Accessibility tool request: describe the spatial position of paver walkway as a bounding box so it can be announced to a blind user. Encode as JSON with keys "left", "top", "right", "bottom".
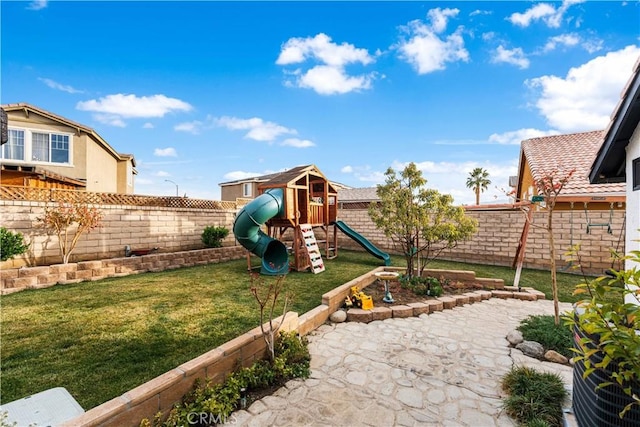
{"left": 232, "top": 298, "right": 574, "bottom": 427}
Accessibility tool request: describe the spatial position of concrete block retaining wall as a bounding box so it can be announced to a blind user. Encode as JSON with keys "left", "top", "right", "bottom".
{"left": 0, "top": 247, "right": 246, "bottom": 294}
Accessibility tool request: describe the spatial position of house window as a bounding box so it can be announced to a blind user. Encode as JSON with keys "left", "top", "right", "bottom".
{"left": 1, "top": 128, "right": 71, "bottom": 165}
{"left": 242, "top": 183, "right": 252, "bottom": 197}
{"left": 127, "top": 162, "right": 133, "bottom": 186}
{"left": 633, "top": 157, "right": 640, "bottom": 191}
{"left": 2, "top": 129, "right": 25, "bottom": 160}
{"left": 32, "top": 132, "right": 69, "bottom": 164}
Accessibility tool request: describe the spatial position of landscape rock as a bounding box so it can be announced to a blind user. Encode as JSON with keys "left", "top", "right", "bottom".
{"left": 516, "top": 341, "right": 544, "bottom": 359}
{"left": 506, "top": 330, "right": 523, "bottom": 346}
{"left": 329, "top": 310, "right": 347, "bottom": 323}
{"left": 544, "top": 350, "right": 569, "bottom": 365}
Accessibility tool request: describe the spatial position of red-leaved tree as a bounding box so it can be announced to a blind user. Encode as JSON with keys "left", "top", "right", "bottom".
{"left": 534, "top": 168, "right": 575, "bottom": 325}
{"left": 38, "top": 202, "right": 103, "bottom": 264}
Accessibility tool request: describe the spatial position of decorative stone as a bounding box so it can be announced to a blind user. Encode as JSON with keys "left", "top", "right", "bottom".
{"left": 513, "top": 292, "right": 537, "bottom": 301}
{"left": 407, "top": 302, "right": 429, "bottom": 316}
{"left": 426, "top": 300, "right": 444, "bottom": 312}
{"left": 474, "top": 290, "right": 493, "bottom": 300}
{"left": 391, "top": 305, "right": 414, "bottom": 318}
{"left": 371, "top": 307, "right": 392, "bottom": 321}
{"left": 453, "top": 295, "right": 470, "bottom": 306}
{"left": 491, "top": 290, "right": 513, "bottom": 299}
{"left": 329, "top": 310, "right": 347, "bottom": 323}
{"left": 544, "top": 350, "right": 569, "bottom": 365}
{"left": 463, "top": 292, "right": 482, "bottom": 303}
{"left": 516, "top": 341, "right": 544, "bottom": 359}
{"left": 437, "top": 296, "right": 456, "bottom": 309}
{"left": 506, "top": 330, "right": 523, "bottom": 346}
{"left": 346, "top": 308, "right": 372, "bottom": 323}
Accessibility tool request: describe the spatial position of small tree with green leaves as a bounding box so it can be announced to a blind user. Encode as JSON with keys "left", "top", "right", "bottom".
{"left": 466, "top": 167, "right": 491, "bottom": 205}
{"left": 37, "top": 202, "right": 103, "bottom": 264}
{"left": 368, "top": 163, "right": 478, "bottom": 278}
{"left": 0, "top": 227, "right": 29, "bottom": 262}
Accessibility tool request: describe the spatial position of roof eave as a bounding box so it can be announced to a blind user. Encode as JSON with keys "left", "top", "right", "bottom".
{"left": 590, "top": 63, "right": 640, "bottom": 184}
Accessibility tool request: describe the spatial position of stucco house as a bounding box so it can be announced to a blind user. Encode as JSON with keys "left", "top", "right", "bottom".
{"left": 590, "top": 56, "right": 640, "bottom": 274}
{"left": 515, "top": 130, "right": 626, "bottom": 212}
{"left": 219, "top": 166, "right": 350, "bottom": 202}
{"left": 1, "top": 103, "right": 136, "bottom": 194}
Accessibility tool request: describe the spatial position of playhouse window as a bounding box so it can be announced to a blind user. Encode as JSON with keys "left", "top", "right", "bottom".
{"left": 633, "top": 157, "right": 640, "bottom": 191}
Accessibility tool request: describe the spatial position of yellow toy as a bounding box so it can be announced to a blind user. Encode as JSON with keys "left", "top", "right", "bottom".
{"left": 349, "top": 286, "right": 374, "bottom": 310}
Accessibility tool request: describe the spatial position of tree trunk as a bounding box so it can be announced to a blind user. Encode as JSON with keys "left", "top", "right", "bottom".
{"left": 547, "top": 209, "right": 560, "bottom": 325}
{"left": 475, "top": 187, "right": 480, "bottom": 205}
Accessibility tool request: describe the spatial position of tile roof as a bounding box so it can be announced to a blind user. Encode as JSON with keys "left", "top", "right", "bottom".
{"left": 522, "top": 130, "right": 625, "bottom": 196}
{"left": 338, "top": 187, "right": 379, "bottom": 202}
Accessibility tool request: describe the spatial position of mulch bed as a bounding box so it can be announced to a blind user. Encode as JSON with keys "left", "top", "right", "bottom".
{"left": 364, "top": 279, "right": 484, "bottom": 306}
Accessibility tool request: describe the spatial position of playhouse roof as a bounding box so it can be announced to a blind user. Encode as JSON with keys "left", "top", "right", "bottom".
{"left": 517, "top": 130, "right": 625, "bottom": 198}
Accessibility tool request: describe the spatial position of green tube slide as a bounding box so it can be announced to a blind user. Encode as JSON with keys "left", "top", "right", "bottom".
{"left": 233, "top": 188, "right": 289, "bottom": 275}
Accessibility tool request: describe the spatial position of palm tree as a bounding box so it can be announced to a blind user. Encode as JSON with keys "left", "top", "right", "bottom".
{"left": 466, "top": 167, "right": 491, "bottom": 205}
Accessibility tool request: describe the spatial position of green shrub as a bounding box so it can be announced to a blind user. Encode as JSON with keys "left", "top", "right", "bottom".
{"left": 399, "top": 275, "right": 443, "bottom": 297}
{"left": 0, "top": 227, "right": 29, "bottom": 261}
{"left": 502, "top": 366, "right": 567, "bottom": 427}
{"left": 141, "top": 331, "right": 310, "bottom": 426}
{"left": 517, "top": 315, "right": 572, "bottom": 358}
{"left": 201, "top": 226, "right": 229, "bottom": 248}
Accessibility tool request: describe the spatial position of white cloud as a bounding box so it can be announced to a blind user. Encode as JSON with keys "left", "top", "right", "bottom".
{"left": 492, "top": 45, "right": 530, "bottom": 69}
{"left": 582, "top": 38, "right": 604, "bottom": 54}
{"left": 154, "top": 147, "right": 178, "bottom": 157}
{"left": 142, "top": 122, "right": 154, "bottom": 129}
{"left": 297, "top": 65, "right": 374, "bottom": 95}
{"left": 397, "top": 8, "right": 469, "bottom": 75}
{"left": 543, "top": 33, "right": 580, "bottom": 52}
{"left": 214, "top": 116, "right": 296, "bottom": 141}
{"left": 276, "top": 33, "right": 376, "bottom": 95}
{"left": 427, "top": 7, "right": 460, "bottom": 34}
{"left": 341, "top": 165, "right": 353, "bottom": 173}
{"left": 38, "top": 78, "right": 83, "bottom": 94}
{"left": 27, "top": 0, "right": 47, "bottom": 10}
{"left": 542, "top": 33, "right": 602, "bottom": 53}
{"left": 507, "top": 0, "right": 585, "bottom": 28}
{"left": 527, "top": 45, "right": 640, "bottom": 132}
{"left": 277, "top": 33, "right": 373, "bottom": 67}
{"left": 470, "top": 9, "right": 492, "bottom": 17}
{"left": 482, "top": 32, "right": 496, "bottom": 41}
{"left": 156, "top": 171, "right": 171, "bottom": 177}
{"left": 94, "top": 114, "right": 126, "bottom": 127}
{"left": 222, "top": 171, "right": 262, "bottom": 181}
{"left": 174, "top": 121, "right": 203, "bottom": 135}
{"left": 77, "top": 94, "right": 192, "bottom": 126}
{"left": 488, "top": 128, "right": 561, "bottom": 145}
{"left": 343, "top": 159, "right": 519, "bottom": 205}
{"left": 281, "top": 138, "right": 315, "bottom": 148}
{"left": 135, "top": 177, "right": 153, "bottom": 185}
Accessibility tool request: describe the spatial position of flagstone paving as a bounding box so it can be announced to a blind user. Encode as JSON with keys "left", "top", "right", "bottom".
{"left": 232, "top": 298, "right": 574, "bottom": 427}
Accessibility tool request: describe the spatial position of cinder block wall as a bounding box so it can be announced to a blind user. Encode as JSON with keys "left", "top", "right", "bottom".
{"left": 0, "top": 200, "right": 237, "bottom": 268}
{"left": 0, "top": 199, "right": 626, "bottom": 275}
{"left": 337, "top": 208, "right": 626, "bottom": 275}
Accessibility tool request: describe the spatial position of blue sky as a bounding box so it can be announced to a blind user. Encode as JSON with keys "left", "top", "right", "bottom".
{"left": 2, "top": 1, "right": 639, "bottom": 204}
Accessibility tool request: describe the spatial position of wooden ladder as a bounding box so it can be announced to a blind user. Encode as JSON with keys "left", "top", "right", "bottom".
{"left": 298, "top": 224, "right": 325, "bottom": 274}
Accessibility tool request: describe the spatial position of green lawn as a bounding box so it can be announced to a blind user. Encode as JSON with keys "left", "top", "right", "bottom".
{"left": 0, "top": 250, "right": 587, "bottom": 409}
